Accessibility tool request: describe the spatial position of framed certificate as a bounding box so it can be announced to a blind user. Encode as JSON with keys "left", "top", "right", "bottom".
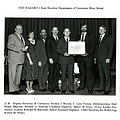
{"left": 68, "top": 41, "right": 86, "bottom": 54}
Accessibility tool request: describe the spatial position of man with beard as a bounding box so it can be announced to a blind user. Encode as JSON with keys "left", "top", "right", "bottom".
{"left": 46, "top": 27, "right": 60, "bottom": 93}
{"left": 76, "top": 24, "right": 96, "bottom": 94}
{"left": 36, "top": 29, "right": 49, "bottom": 91}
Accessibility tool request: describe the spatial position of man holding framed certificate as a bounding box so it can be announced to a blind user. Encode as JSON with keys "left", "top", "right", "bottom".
{"left": 76, "top": 24, "right": 96, "bottom": 94}
{"left": 57, "top": 28, "right": 75, "bottom": 94}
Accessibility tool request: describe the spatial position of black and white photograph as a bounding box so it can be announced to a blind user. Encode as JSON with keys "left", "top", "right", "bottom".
{"left": 1, "top": 0, "right": 120, "bottom": 119}
{"left": 4, "top": 18, "right": 116, "bottom": 95}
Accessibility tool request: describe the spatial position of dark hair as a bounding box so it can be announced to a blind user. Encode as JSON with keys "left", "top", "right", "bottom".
{"left": 99, "top": 25, "right": 106, "bottom": 30}
{"left": 27, "top": 30, "right": 35, "bottom": 39}
{"left": 81, "top": 24, "right": 87, "bottom": 27}
{"left": 27, "top": 30, "right": 34, "bottom": 35}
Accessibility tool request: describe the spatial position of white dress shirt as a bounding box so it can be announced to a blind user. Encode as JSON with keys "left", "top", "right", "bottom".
{"left": 53, "top": 35, "right": 58, "bottom": 41}
{"left": 64, "top": 36, "right": 70, "bottom": 42}
{"left": 99, "top": 33, "right": 105, "bottom": 42}
{"left": 80, "top": 32, "right": 87, "bottom": 41}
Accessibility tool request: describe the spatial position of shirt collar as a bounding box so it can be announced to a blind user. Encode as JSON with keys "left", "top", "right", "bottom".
{"left": 100, "top": 33, "right": 105, "bottom": 37}
{"left": 64, "top": 36, "right": 70, "bottom": 41}
{"left": 15, "top": 32, "right": 22, "bottom": 38}
{"left": 100, "top": 33, "right": 105, "bottom": 40}
{"left": 81, "top": 32, "right": 87, "bottom": 35}
{"left": 53, "top": 35, "right": 58, "bottom": 39}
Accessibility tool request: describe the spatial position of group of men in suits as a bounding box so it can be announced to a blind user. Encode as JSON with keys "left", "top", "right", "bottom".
{"left": 7, "top": 24, "right": 114, "bottom": 95}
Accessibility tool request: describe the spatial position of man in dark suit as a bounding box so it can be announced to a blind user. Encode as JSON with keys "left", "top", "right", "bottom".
{"left": 57, "top": 28, "right": 75, "bottom": 94}
{"left": 76, "top": 24, "right": 96, "bottom": 94}
{"left": 46, "top": 27, "right": 60, "bottom": 93}
{"left": 7, "top": 24, "right": 28, "bottom": 94}
{"left": 36, "top": 29, "right": 48, "bottom": 91}
{"left": 94, "top": 25, "right": 114, "bottom": 95}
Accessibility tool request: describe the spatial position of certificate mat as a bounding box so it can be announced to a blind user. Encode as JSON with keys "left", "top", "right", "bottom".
{"left": 68, "top": 41, "right": 85, "bottom": 54}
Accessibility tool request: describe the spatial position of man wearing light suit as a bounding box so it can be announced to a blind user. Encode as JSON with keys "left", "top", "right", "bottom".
{"left": 7, "top": 24, "right": 27, "bottom": 94}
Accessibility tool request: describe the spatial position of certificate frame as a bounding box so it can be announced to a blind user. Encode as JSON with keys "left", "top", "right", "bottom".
{"left": 68, "top": 41, "right": 86, "bottom": 55}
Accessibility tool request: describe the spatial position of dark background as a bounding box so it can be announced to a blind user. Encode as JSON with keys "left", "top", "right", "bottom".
{"left": 5, "top": 18, "right": 116, "bottom": 41}
{"left": 4, "top": 18, "right": 116, "bottom": 94}
{"left": 4, "top": 18, "right": 116, "bottom": 70}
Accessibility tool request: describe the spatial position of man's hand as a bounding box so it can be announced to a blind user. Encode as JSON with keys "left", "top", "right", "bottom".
{"left": 49, "top": 58, "right": 54, "bottom": 64}
{"left": 94, "top": 58, "right": 96, "bottom": 64}
{"left": 21, "top": 46, "right": 28, "bottom": 52}
{"left": 106, "top": 58, "right": 110, "bottom": 64}
{"left": 64, "top": 52, "right": 70, "bottom": 56}
{"left": 29, "top": 61, "right": 33, "bottom": 65}
{"left": 38, "top": 61, "right": 42, "bottom": 67}
{"left": 81, "top": 53, "right": 88, "bottom": 57}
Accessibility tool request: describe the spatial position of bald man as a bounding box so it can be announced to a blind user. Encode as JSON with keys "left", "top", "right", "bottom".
{"left": 57, "top": 28, "right": 75, "bottom": 94}
{"left": 7, "top": 24, "right": 27, "bottom": 94}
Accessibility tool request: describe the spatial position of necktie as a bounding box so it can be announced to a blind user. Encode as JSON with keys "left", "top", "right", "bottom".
{"left": 20, "top": 35, "right": 24, "bottom": 43}
{"left": 99, "top": 35, "right": 102, "bottom": 46}
{"left": 81, "top": 33, "right": 84, "bottom": 41}
{"left": 66, "top": 37, "right": 69, "bottom": 42}
{"left": 55, "top": 37, "right": 58, "bottom": 41}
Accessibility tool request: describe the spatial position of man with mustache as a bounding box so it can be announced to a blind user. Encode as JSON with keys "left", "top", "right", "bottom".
{"left": 76, "top": 24, "right": 96, "bottom": 94}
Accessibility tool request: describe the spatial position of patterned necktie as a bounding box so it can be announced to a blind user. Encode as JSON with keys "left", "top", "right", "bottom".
{"left": 99, "top": 35, "right": 102, "bottom": 46}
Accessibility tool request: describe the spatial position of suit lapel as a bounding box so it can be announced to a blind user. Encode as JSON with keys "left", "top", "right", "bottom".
{"left": 84, "top": 33, "right": 89, "bottom": 42}
{"left": 14, "top": 33, "right": 25, "bottom": 46}
{"left": 52, "top": 35, "right": 56, "bottom": 42}
{"left": 99, "top": 35, "right": 107, "bottom": 47}
{"left": 52, "top": 35, "right": 59, "bottom": 45}
{"left": 63, "top": 37, "right": 68, "bottom": 44}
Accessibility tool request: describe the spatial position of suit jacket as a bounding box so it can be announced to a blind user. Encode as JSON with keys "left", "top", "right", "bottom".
{"left": 46, "top": 35, "right": 60, "bottom": 63}
{"left": 57, "top": 37, "right": 74, "bottom": 64}
{"left": 95, "top": 35, "right": 114, "bottom": 63}
{"left": 77, "top": 33, "right": 96, "bottom": 62}
{"left": 36, "top": 38, "right": 47, "bottom": 65}
{"left": 7, "top": 33, "right": 25, "bottom": 64}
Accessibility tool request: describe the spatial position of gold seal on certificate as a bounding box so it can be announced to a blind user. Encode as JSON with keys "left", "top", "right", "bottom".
{"left": 68, "top": 41, "right": 86, "bottom": 54}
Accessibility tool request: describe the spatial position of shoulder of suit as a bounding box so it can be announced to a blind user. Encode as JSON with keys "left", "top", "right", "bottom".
{"left": 86, "top": 33, "right": 93, "bottom": 36}
{"left": 36, "top": 39, "right": 41, "bottom": 43}
{"left": 106, "top": 35, "right": 113, "bottom": 41}
{"left": 47, "top": 36, "right": 53, "bottom": 39}
{"left": 107, "top": 35, "right": 112, "bottom": 38}
{"left": 8, "top": 33, "right": 18, "bottom": 39}
{"left": 59, "top": 37, "right": 64, "bottom": 41}
{"left": 8, "top": 33, "right": 15, "bottom": 38}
